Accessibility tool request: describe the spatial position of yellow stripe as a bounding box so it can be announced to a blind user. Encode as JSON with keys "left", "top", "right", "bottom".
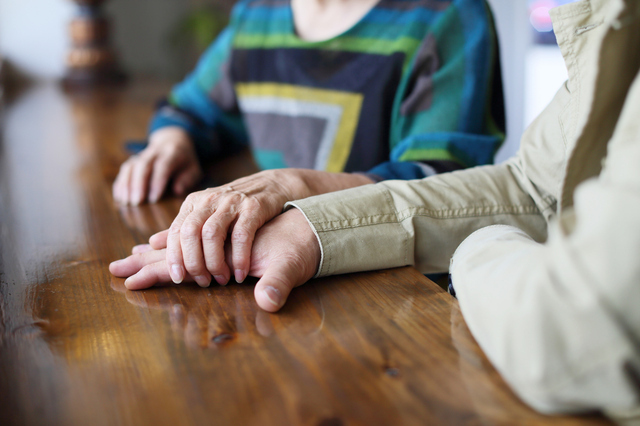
{"left": 236, "top": 83, "right": 363, "bottom": 172}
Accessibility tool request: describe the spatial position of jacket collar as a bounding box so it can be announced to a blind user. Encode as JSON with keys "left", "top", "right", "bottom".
{"left": 549, "top": 0, "right": 640, "bottom": 211}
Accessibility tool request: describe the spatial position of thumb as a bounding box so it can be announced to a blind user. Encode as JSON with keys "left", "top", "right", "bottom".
{"left": 254, "top": 257, "right": 304, "bottom": 312}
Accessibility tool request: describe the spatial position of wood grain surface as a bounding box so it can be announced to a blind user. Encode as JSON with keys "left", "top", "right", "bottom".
{"left": 0, "top": 81, "right": 610, "bottom": 425}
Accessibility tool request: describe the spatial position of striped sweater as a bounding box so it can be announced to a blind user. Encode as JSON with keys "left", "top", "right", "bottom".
{"left": 151, "top": 0, "right": 505, "bottom": 180}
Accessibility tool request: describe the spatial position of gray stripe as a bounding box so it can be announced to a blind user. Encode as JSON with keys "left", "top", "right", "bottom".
{"left": 243, "top": 113, "right": 326, "bottom": 168}
{"left": 239, "top": 97, "right": 344, "bottom": 170}
{"left": 401, "top": 33, "right": 439, "bottom": 116}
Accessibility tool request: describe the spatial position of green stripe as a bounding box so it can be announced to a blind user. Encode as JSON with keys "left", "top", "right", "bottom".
{"left": 398, "top": 148, "right": 468, "bottom": 167}
{"left": 234, "top": 33, "right": 421, "bottom": 65}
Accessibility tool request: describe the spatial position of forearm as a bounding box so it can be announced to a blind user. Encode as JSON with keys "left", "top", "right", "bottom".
{"left": 262, "top": 168, "right": 374, "bottom": 206}
{"left": 288, "top": 162, "right": 548, "bottom": 277}
{"left": 291, "top": 169, "right": 375, "bottom": 198}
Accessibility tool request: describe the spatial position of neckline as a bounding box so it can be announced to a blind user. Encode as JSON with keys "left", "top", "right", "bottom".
{"left": 287, "top": 0, "right": 381, "bottom": 44}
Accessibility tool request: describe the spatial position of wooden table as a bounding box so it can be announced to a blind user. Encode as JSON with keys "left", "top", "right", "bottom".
{"left": 0, "top": 81, "right": 609, "bottom": 425}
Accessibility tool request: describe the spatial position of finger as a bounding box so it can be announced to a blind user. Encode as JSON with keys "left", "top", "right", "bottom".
{"left": 149, "top": 229, "right": 170, "bottom": 249}
{"left": 230, "top": 211, "right": 262, "bottom": 284}
{"left": 253, "top": 257, "right": 304, "bottom": 312}
{"left": 109, "top": 249, "right": 167, "bottom": 278}
{"left": 180, "top": 207, "right": 215, "bottom": 287}
{"left": 202, "top": 206, "right": 235, "bottom": 285}
{"left": 130, "top": 153, "right": 155, "bottom": 205}
{"left": 132, "top": 244, "right": 153, "bottom": 254}
{"left": 148, "top": 157, "right": 175, "bottom": 203}
{"left": 166, "top": 200, "right": 196, "bottom": 284}
{"left": 113, "top": 160, "right": 134, "bottom": 204}
{"left": 125, "top": 259, "right": 194, "bottom": 290}
{"left": 172, "top": 163, "right": 202, "bottom": 196}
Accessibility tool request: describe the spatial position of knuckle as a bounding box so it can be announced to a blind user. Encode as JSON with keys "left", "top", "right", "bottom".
{"left": 205, "top": 257, "right": 225, "bottom": 275}
{"left": 183, "top": 257, "right": 203, "bottom": 273}
{"left": 202, "top": 222, "right": 224, "bottom": 242}
{"left": 181, "top": 220, "right": 201, "bottom": 238}
{"left": 231, "top": 229, "right": 251, "bottom": 245}
{"left": 153, "top": 158, "right": 169, "bottom": 172}
{"left": 169, "top": 221, "right": 182, "bottom": 235}
{"left": 245, "top": 196, "right": 260, "bottom": 209}
{"left": 185, "top": 192, "right": 199, "bottom": 204}
{"left": 124, "top": 155, "right": 137, "bottom": 165}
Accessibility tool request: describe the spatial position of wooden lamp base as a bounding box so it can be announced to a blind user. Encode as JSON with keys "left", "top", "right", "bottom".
{"left": 63, "top": 0, "right": 125, "bottom": 89}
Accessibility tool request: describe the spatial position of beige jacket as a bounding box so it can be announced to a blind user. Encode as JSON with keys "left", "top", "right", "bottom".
{"left": 288, "top": 0, "right": 640, "bottom": 420}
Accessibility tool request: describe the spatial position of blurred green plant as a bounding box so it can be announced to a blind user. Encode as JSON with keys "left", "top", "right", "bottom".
{"left": 171, "top": 5, "right": 228, "bottom": 53}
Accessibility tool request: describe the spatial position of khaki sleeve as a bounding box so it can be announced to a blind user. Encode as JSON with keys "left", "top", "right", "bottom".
{"left": 287, "top": 161, "right": 547, "bottom": 277}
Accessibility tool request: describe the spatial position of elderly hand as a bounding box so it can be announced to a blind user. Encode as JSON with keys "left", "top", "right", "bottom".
{"left": 152, "top": 169, "right": 371, "bottom": 289}
{"left": 112, "top": 126, "right": 203, "bottom": 205}
{"left": 109, "top": 208, "right": 321, "bottom": 312}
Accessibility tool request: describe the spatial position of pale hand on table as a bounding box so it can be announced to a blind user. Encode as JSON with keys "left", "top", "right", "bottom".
{"left": 152, "top": 169, "right": 371, "bottom": 289}
{"left": 112, "top": 126, "right": 203, "bottom": 205}
{"left": 110, "top": 209, "right": 321, "bottom": 312}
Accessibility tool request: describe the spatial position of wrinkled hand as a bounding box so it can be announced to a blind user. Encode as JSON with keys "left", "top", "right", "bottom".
{"left": 155, "top": 169, "right": 314, "bottom": 288}
{"left": 149, "top": 169, "right": 372, "bottom": 288}
{"left": 113, "top": 126, "right": 203, "bottom": 205}
{"left": 109, "top": 208, "right": 321, "bottom": 312}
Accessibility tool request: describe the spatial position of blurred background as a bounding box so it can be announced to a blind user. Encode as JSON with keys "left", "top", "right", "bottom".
{"left": 0, "top": 0, "right": 579, "bottom": 162}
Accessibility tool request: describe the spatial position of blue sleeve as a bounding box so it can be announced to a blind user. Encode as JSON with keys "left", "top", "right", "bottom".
{"left": 374, "top": 0, "right": 505, "bottom": 181}
{"left": 149, "top": 2, "right": 250, "bottom": 162}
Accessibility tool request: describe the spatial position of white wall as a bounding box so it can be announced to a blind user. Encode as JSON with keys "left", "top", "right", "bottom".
{"left": 486, "top": 0, "right": 532, "bottom": 162}
{"left": 0, "top": 0, "right": 74, "bottom": 79}
{"left": 0, "top": 0, "right": 193, "bottom": 80}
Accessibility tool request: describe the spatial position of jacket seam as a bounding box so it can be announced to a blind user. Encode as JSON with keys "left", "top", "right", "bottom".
{"left": 313, "top": 206, "right": 542, "bottom": 230}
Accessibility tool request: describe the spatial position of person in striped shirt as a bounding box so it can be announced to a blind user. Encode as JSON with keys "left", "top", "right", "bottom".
{"left": 112, "top": 0, "right": 504, "bottom": 288}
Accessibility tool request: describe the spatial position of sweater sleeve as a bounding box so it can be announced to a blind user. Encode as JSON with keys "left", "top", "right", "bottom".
{"left": 149, "top": 2, "right": 249, "bottom": 163}
{"left": 369, "top": 0, "right": 505, "bottom": 181}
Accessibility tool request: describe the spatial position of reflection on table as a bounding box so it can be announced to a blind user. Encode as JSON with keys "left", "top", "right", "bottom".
{"left": 0, "top": 81, "right": 609, "bottom": 425}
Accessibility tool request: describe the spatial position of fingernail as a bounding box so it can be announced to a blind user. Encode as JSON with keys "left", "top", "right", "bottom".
{"left": 263, "top": 286, "right": 282, "bottom": 308}
{"left": 194, "top": 275, "right": 211, "bottom": 287}
{"left": 234, "top": 269, "right": 246, "bottom": 283}
{"left": 170, "top": 264, "right": 184, "bottom": 284}
{"left": 124, "top": 277, "right": 132, "bottom": 289}
{"left": 130, "top": 193, "right": 139, "bottom": 205}
{"left": 214, "top": 275, "right": 228, "bottom": 286}
{"left": 149, "top": 189, "right": 159, "bottom": 203}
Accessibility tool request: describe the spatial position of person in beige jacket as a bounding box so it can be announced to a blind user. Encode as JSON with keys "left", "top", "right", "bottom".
{"left": 111, "top": 0, "right": 640, "bottom": 420}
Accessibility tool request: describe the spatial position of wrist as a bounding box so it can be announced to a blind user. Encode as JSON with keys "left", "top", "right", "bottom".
{"left": 294, "top": 169, "right": 374, "bottom": 198}
{"left": 269, "top": 168, "right": 315, "bottom": 200}
{"left": 284, "top": 208, "right": 322, "bottom": 279}
{"left": 149, "top": 126, "right": 194, "bottom": 149}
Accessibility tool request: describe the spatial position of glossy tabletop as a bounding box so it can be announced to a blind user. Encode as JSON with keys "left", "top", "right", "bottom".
{"left": 0, "top": 81, "right": 609, "bottom": 425}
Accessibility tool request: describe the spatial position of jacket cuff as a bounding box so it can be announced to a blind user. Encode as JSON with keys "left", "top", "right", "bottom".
{"left": 284, "top": 184, "right": 412, "bottom": 277}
